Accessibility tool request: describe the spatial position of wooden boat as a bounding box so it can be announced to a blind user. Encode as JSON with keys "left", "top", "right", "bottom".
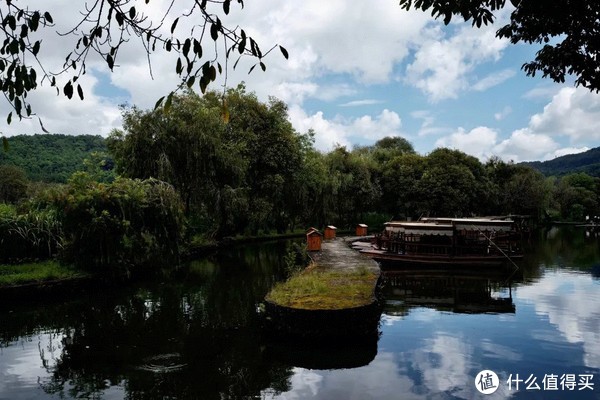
{"left": 360, "top": 217, "right": 524, "bottom": 268}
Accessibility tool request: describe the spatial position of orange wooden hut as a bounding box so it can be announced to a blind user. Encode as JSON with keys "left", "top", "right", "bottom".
{"left": 356, "top": 223, "right": 368, "bottom": 236}
{"left": 324, "top": 225, "right": 337, "bottom": 240}
{"left": 306, "top": 229, "right": 323, "bottom": 251}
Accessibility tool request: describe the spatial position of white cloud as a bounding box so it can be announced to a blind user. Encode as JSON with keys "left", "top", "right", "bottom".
{"left": 493, "top": 129, "right": 559, "bottom": 162}
{"left": 340, "top": 99, "right": 384, "bottom": 107}
{"left": 410, "top": 110, "right": 451, "bottom": 137}
{"left": 288, "top": 106, "right": 403, "bottom": 151}
{"left": 549, "top": 147, "right": 590, "bottom": 159}
{"left": 436, "top": 126, "right": 498, "bottom": 160}
{"left": 473, "top": 69, "right": 516, "bottom": 91}
{"left": 406, "top": 22, "right": 510, "bottom": 102}
{"left": 528, "top": 87, "right": 600, "bottom": 143}
{"left": 494, "top": 106, "right": 512, "bottom": 121}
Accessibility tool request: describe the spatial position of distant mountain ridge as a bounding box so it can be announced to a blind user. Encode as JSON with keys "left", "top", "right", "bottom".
{"left": 0, "top": 134, "right": 108, "bottom": 182}
{"left": 522, "top": 147, "right": 600, "bottom": 177}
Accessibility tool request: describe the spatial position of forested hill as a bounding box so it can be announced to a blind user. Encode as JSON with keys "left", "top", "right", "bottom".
{"left": 522, "top": 147, "right": 600, "bottom": 177}
{"left": 0, "top": 134, "right": 108, "bottom": 182}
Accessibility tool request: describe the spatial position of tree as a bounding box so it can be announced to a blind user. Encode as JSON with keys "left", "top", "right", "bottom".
{"left": 553, "top": 173, "right": 599, "bottom": 220}
{"left": 0, "top": 0, "right": 288, "bottom": 123}
{"left": 0, "top": 164, "right": 28, "bottom": 203}
{"left": 399, "top": 0, "right": 600, "bottom": 92}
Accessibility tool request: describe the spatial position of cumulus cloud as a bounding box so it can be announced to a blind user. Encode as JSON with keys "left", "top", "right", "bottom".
{"left": 528, "top": 87, "right": 600, "bottom": 143}
{"left": 405, "top": 22, "right": 510, "bottom": 101}
{"left": 493, "top": 129, "right": 559, "bottom": 162}
{"left": 288, "top": 106, "right": 403, "bottom": 151}
{"left": 436, "top": 126, "right": 498, "bottom": 160}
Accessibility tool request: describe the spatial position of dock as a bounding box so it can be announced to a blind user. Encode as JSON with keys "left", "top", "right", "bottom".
{"left": 309, "top": 236, "right": 380, "bottom": 276}
{"left": 262, "top": 236, "right": 382, "bottom": 338}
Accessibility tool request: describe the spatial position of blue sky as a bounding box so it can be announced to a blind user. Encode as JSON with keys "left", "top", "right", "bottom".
{"left": 2, "top": 1, "right": 599, "bottom": 162}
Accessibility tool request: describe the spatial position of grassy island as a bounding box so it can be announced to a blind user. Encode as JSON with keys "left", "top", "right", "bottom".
{"left": 266, "top": 264, "right": 379, "bottom": 310}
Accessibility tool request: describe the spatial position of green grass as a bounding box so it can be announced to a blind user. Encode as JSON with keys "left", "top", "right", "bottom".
{"left": 0, "top": 260, "right": 88, "bottom": 287}
{"left": 266, "top": 265, "right": 378, "bottom": 310}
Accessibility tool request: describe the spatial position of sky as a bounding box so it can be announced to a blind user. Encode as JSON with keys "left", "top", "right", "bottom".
{"left": 2, "top": 1, "right": 599, "bottom": 162}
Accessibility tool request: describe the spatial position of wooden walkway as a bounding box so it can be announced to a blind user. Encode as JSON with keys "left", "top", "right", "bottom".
{"left": 309, "top": 237, "right": 380, "bottom": 276}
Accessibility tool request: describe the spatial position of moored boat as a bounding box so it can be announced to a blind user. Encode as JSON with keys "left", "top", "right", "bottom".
{"left": 360, "top": 217, "right": 524, "bottom": 268}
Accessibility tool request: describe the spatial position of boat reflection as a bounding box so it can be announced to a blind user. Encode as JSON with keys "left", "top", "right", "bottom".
{"left": 381, "top": 267, "right": 519, "bottom": 315}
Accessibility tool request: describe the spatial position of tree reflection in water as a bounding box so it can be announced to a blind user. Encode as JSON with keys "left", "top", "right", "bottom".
{"left": 2, "top": 242, "right": 296, "bottom": 399}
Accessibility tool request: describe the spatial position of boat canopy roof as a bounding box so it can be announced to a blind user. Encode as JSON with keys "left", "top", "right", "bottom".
{"left": 384, "top": 218, "right": 515, "bottom": 234}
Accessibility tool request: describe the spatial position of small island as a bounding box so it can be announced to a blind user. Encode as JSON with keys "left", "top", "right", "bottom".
{"left": 263, "top": 236, "right": 382, "bottom": 338}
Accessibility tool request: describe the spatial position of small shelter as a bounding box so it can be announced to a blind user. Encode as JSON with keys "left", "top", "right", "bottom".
{"left": 356, "top": 223, "right": 368, "bottom": 236}
{"left": 306, "top": 229, "right": 323, "bottom": 251}
{"left": 324, "top": 225, "right": 337, "bottom": 240}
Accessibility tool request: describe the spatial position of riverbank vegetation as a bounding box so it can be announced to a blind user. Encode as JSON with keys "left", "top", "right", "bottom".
{"left": 1, "top": 84, "right": 599, "bottom": 281}
{"left": 0, "top": 260, "right": 86, "bottom": 287}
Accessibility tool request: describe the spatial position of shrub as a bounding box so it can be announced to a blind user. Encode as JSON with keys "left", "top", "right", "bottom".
{"left": 52, "top": 173, "right": 185, "bottom": 275}
{"left": 0, "top": 204, "right": 62, "bottom": 263}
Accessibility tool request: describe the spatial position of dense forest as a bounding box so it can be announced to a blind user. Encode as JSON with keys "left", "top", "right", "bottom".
{"left": 523, "top": 147, "right": 600, "bottom": 177}
{"left": 1, "top": 86, "right": 599, "bottom": 273}
{"left": 0, "top": 134, "right": 110, "bottom": 182}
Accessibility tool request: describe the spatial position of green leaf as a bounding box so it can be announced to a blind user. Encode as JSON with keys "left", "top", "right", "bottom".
{"left": 2, "top": 136, "right": 9, "bottom": 151}
{"left": 210, "top": 23, "right": 218, "bottom": 41}
{"left": 164, "top": 92, "right": 174, "bottom": 113}
{"left": 63, "top": 81, "right": 73, "bottom": 99}
{"left": 129, "top": 7, "right": 136, "bottom": 19}
{"left": 166, "top": 39, "right": 172, "bottom": 52}
{"left": 38, "top": 117, "right": 49, "bottom": 133}
{"left": 279, "top": 45, "right": 289, "bottom": 59}
{"left": 154, "top": 96, "right": 165, "bottom": 110}
{"left": 7, "top": 112, "right": 12, "bottom": 125}
{"left": 29, "top": 12, "right": 40, "bottom": 31}
{"left": 107, "top": 54, "right": 114, "bottom": 70}
{"left": 260, "top": 61, "right": 266, "bottom": 72}
{"left": 77, "top": 84, "right": 84, "bottom": 100}
{"left": 32, "top": 40, "right": 40, "bottom": 55}
{"left": 193, "top": 39, "right": 202, "bottom": 57}
{"left": 182, "top": 38, "right": 191, "bottom": 57}
{"left": 43, "top": 12, "right": 53, "bottom": 24}
{"left": 199, "top": 76, "right": 208, "bottom": 93}
{"left": 6, "top": 15, "right": 16, "bottom": 30}
{"left": 176, "top": 57, "right": 183, "bottom": 74}
{"left": 171, "top": 18, "right": 179, "bottom": 34}
{"left": 223, "top": 0, "right": 230, "bottom": 15}
{"left": 186, "top": 76, "right": 195, "bottom": 88}
{"left": 238, "top": 37, "right": 246, "bottom": 54}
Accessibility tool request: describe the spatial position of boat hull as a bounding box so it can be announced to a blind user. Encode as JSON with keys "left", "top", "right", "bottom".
{"left": 360, "top": 248, "right": 522, "bottom": 269}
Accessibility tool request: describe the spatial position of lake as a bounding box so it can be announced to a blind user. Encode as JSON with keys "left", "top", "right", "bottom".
{"left": 1, "top": 226, "right": 599, "bottom": 399}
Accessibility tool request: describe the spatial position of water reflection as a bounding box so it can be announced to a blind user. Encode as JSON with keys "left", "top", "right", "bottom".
{"left": 516, "top": 271, "right": 600, "bottom": 369}
{"left": 1, "top": 241, "right": 295, "bottom": 400}
{"left": 1, "top": 230, "right": 600, "bottom": 399}
{"left": 382, "top": 268, "right": 517, "bottom": 315}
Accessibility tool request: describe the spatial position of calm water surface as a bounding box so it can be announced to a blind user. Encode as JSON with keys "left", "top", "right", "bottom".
{"left": 1, "top": 227, "right": 599, "bottom": 399}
